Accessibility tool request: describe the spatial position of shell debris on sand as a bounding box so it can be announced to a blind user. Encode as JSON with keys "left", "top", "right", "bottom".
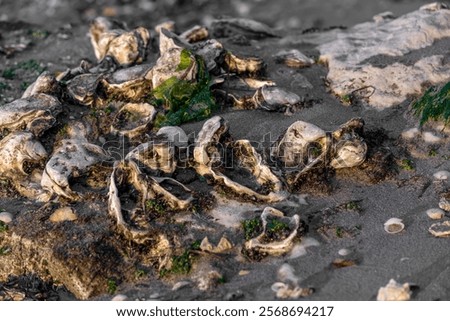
{"left": 377, "top": 279, "right": 411, "bottom": 301}
{"left": 426, "top": 208, "right": 445, "bottom": 220}
{"left": 0, "top": 212, "right": 13, "bottom": 224}
{"left": 429, "top": 221, "right": 450, "bottom": 238}
{"left": 384, "top": 218, "right": 405, "bottom": 234}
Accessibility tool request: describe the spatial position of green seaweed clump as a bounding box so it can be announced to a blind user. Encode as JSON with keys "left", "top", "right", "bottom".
{"left": 152, "top": 51, "right": 216, "bottom": 127}
{"left": 413, "top": 82, "right": 450, "bottom": 126}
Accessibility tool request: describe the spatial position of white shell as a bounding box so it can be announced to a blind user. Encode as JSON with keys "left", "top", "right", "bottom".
{"left": 111, "top": 294, "right": 128, "bottom": 301}
{"left": 433, "top": 170, "right": 450, "bottom": 180}
{"left": 377, "top": 279, "right": 411, "bottom": 301}
{"left": 338, "top": 248, "right": 351, "bottom": 256}
{"left": 0, "top": 212, "right": 13, "bottom": 224}
{"left": 383, "top": 218, "right": 404, "bottom": 234}
{"left": 429, "top": 220, "right": 450, "bottom": 237}
{"left": 439, "top": 198, "right": 450, "bottom": 211}
{"left": 426, "top": 208, "right": 445, "bottom": 220}
{"left": 330, "top": 138, "right": 367, "bottom": 169}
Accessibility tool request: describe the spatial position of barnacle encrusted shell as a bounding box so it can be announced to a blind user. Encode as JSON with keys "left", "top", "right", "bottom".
{"left": 194, "top": 116, "right": 285, "bottom": 202}
{"left": 0, "top": 93, "right": 61, "bottom": 137}
{"left": 243, "top": 207, "right": 302, "bottom": 257}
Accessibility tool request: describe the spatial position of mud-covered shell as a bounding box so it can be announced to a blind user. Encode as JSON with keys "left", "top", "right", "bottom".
{"left": 274, "top": 49, "right": 315, "bottom": 68}
{"left": 110, "top": 103, "right": 157, "bottom": 138}
{"left": 243, "top": 207, "right": 302, "bottom": 257}
{"left": 253, "top": 86, "right": 301, "bottom": 111}
{"left": 0, "top": 93, "right": 61, "bottom": 137}
{"left": 41, "top": 123, "right": 109, "bottom": 200}
{"left": 180, "top": 25, "right": 209, "bottom": 43}
{"left": 108, "top": 160, "right": 193, "bottom": 243}
{"left": 223, "top": 52, "right": 265, "bottom": 76}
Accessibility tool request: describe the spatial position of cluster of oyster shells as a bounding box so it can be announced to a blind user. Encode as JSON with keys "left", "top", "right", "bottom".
{"left": 0, "top": 17, "right": 368, "bottom": 251}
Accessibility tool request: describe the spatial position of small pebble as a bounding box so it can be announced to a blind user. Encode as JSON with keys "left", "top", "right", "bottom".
{"left": 426, "top": 208, "right": 445, "bottom": 220}
{"left": 0, "top": 212, "right": 13, "bottom": 224}
{"left": 433, "top": 170, "right": 450, "bottom": 180}
{"left": 338, "top": 248, "right": 351, "bottom": 256}
{"left": 49, "top": 207, "right": 77, "bottom": 222}
{"left": 111, "top": 294, "right": 128, "bottom": 301}
{"left": 422, "top": 131, "right": 441, "bottom": 143}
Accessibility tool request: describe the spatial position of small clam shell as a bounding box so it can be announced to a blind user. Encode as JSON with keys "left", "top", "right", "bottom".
{"left": 426, "top": 208, "right": 445, "bottom": 220}
{"left": 384, "top": 218, "right": 404, "bottom": 234}
{"left": 429, "top": 220, "right": 450, "bottom": 237}
{"left": 0, "top": 212, "right": 13, "bottom": 224}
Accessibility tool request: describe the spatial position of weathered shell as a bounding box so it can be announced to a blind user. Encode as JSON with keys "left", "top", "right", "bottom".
{"left": 200, "top": 236, "right": 233, "bottom": 253}
{"left": 180, "top": 25, "right": 209, "bottom": 43}
{"left": 0, "top": 131, "right": 50, "bottom": 201}
{"left": 252, "top": 85, "right": 301, "bottom": 111}
{"left": 0, "top": 94, "right": 61, "bottom": 137}
{"left": 126, "top": 139, "right": 176, "bottom": 174}
{"left": 110, "top": 103, "right": 157, "bottom": 138}
{"left": 108, "top": 160, "right": 193, "bottom": 243}
{"left": 384, "top": 218, "right": 404, "bottom": 234}
{"left": 377, "top": 279, "right": 411, "bottom": 301}
{"left": 330, "top": 134, "right": 367, "bottom": 169}
{"left": 426, "top": 208, "right": 445, "bottom": 220}
{"left": 243, "top": 207, "right": 301, "bottom": 257}
{"left": 429, "top": 220, "right": 450, "bottom": 237}
{"left": 90, "top": 17, "right": 150, "bottom": 66}
{"left": 154, "top": 21, "right": 176, "bottom": 34}
{"left": 149, "top": 28, "right": 197, "bottom": 88}
{"left": 272, "top": 121, "right": 327, "bottom": 168}
{"left": 22, "top": 71, "right": 61, "bottom": 98}
{"left": 100, "top": 64, "right": 153, "bottom": 101}
{"left": 433, "top": 170, "right": 450, "bottom": 180}
{"left": 211, "top": 18, "right": 278, "bottom": 39}
{"left": 274, "top": 49, "right": 314, "bottom": 68}
{"left": 192, "top": 39, "right": 224, "bottom": 73}
{"left": 156, "top": 126, "right": 189, "bottom": 148}
{"left": 194, "top": 116, "right": 285, "bottom": 202}
{"left": 223, "top": 52, "right": 265, "bottom": 76}
{"left": 41, "top": 122, "right": 109, "bottom": 200}
{"left": 439, "top": 198, "right": 450, "bottom": 211}
{"left": 66, "top": 73, "right": 103, "bottom": 106}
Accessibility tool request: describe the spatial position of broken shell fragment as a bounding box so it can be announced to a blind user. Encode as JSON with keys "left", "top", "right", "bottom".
{"left": 223, "top": 52, "right": 265, "bottom": 76}
{"left": 179, "top": 25, "right": 209, "bottom": 43}
{"left": 194, "top": 116, "right": 285, "bottom": 202}
{"left": 41, "top": 123, "right": 109, "bottom": 200}
{"left": 200, "top": 236, "right": 233, "bottom": 253}
{"left": 429, "top": 220, "right": 450, "bottom": 237}
{"left": 426, "top": 208, "right": 445, "bottom": 220}
{"left": 89, "top": 17, "right": 150, "bottom": 66}
{"left": 384, "top": 218, "right": 404, "bottom": 234}
{"left": 154, "top": 21, "right": 176, "bottom": 34}
{"left": 274, "top": 49, "right": 314, "bottom": 68}
{"left": 377, "top": 279, "right": 411, "bottom": 301}
{"left": 111, "top": 103, "right": 157, "bottom": 138}
{"left": 439, "top": 198, "right": 450, "bottom": 211}
{"left": 0, "top": 94, "right": 61, "bottom": 137}
{"left": 243, "top": 207, "right": 303, "bottom": 258}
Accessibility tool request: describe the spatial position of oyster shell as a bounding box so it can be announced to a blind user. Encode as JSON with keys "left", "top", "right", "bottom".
{"left": 243, "top": 207, "right": 302, "bottom": 258}
{"left": 108, "top": 160, "right": 193, "bottom": 242}
{"left": 274, "top": 49, "right": 315, "bottom": 68}
{"left": 66, "top": 73, "right": 103, "bottom": 106}
{"left": 110, "top": 103, "right": 157, "bottom": 138}
{"left": 192, "top": 39, "right": 224, "bottom": 73}
{"left": 149, "top": 28, "right": 197, "bottom": 88}
{"left": 22, "top": 71, "right": 61, "bottom": 98}
{"left": 384, "top": 218, "right": 404, "bottom": 234}
{"left": 0, "top": 93, "right": 61, "bottom": 137}
{"left": 194, "top": 116, "right": 285, "bottom": 202}
{"left": 439, "top": 198, "right": 450, "bottom": 211}
{"left": 180, "top": 25, "right": 209, "bottom": 43}
{"left": 223, "top": 52, "right": 265, "bottom": 76}
{"left": 156, "top": 126, "right": 189, "bottom": 148}
{"left": 252, "top": 86, "right": 301, "bottom": 111}
{"left": 429, "top": 220, "right": 450, "bottom": 237}
{"left": 377, "top": 279, "right": 411, "bottom": 301}
{"left": 89, "top": 17, "right": 150, "bottom": 66}
{"left": 211, "top": 18, "right": 278, "bottom": 39}
{"left": 0, "top": 131, "right": 50, "bottom": 201}
{"left": 126, "top": 139, "right": 177, "bottom": 175}
{"left": 41, "top": 122, "right": 109, "bottom": 200}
